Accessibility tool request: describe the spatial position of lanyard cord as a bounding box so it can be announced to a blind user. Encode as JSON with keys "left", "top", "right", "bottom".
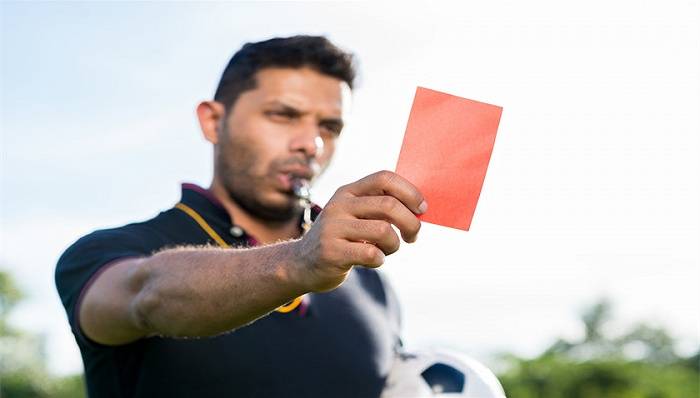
{"left": 174, "top": 202, "right": 304, "bottom": 313}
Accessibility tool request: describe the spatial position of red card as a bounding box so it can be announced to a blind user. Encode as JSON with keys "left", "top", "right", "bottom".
{"left": 395, "top": 87, "right": 502, "bottom": 231}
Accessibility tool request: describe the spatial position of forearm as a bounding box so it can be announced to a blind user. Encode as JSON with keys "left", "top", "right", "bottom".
{"left": 132, "top": 241, "right": 307, "bottom": 338}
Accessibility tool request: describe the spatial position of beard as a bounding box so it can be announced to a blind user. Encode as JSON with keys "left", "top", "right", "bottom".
{"left": 215, "top": 125, "right": 304, "bottom": 223}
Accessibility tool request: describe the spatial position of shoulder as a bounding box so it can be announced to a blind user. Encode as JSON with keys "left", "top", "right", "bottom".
{"left": 57, "top": 208, "right": 183, "bottom": 263}
{"left": 54, "top": 211, "right": 176, "bottom": 298}
{"left": 351, "top": 268, "right": 403, "bottom": 337}
{"left": 353, "top": 268, "right": 400, "bottom": 308}
{"left": 58, "top": 220, "right": 158, "bottom": 265}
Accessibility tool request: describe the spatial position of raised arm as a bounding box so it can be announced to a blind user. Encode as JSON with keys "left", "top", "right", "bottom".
{"left": 78, "top": 171, "right": 426, "bottom": 346}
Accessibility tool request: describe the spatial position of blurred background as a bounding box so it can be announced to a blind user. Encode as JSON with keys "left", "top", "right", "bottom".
{"left": 1, "top": 1, "right": 698, "bottom": 397}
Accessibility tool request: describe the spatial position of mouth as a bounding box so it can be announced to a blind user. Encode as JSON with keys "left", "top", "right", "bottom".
{"left": 276, "top": 171, "right": 313, "bottom": 194}
{"left": 274, "top": 160, "right": 320, "bottom": 196}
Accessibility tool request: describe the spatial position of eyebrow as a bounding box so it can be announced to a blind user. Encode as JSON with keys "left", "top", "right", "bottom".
{"left": 266, "top": 101, "right": 302, "bottom": 113}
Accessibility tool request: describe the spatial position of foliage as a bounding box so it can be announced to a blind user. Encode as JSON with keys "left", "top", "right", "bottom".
{"left": 1, "top": 371, "right": 85, "bottom": 398}
{"left": 498, "top": 299, "right": 700, "bottom": 398}
{"left": 0, "top": 271, "right": 23, "bottom": 336}
{"left": 0, "top": 270, "right": 86, "bottom": 398}
{"left": 2, "top": 269, "right": 698, "bottom": 397}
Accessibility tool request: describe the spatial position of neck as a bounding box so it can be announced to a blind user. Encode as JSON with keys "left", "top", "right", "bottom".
{"left": 208, "top": 178, "right": 302, "bottom": 245}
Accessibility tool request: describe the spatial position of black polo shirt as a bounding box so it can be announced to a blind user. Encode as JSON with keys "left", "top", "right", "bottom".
{"left": 55, "top": 183, "right": 403, "bottom": 398}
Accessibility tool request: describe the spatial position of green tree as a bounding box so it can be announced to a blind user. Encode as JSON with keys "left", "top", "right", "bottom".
{"left": 0, "top": 271, "right": 23, "bottom": 336}
{"left": 498, "top": 299, "right": 700, "bottom": 398}
{"left": 0, "top": 270, "right": 86, "bottom": 398}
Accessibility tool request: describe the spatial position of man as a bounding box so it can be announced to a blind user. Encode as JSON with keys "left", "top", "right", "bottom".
{"left": 56, "top": 35, "right": 427, "bottom": 398}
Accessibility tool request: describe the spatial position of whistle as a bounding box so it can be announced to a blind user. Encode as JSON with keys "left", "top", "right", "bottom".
{"left": 291, "top": 178, "right": 312, "bottom": 233}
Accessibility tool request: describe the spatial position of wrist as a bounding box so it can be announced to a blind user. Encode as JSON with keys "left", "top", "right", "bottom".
{"left": 275, "top": 240, "right": 312, "bottom": 295}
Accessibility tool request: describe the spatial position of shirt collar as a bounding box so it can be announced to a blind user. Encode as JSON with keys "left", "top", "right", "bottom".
{"left": 180, "top": 183, "right": 231, "bottom": 225}
{"left": 179, "top": 183, "right": 322, "bottom": 244}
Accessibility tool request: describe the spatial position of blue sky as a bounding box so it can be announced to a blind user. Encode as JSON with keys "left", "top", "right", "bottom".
{"left": 2, "top": 1, "right": 699, "bottom": 375}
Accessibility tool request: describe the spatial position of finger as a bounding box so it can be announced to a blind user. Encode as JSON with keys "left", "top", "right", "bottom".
{"left": 342, "top": 196, "right": 421, "bottom": 243}
{"left": 343, "top": 241, "right": 385, "bottom": 268}
{"left": 343, "top": 171, "right": 427, "bottom": 215}
{"left": 338, "top": 219, "right": 401, "bottom": 255}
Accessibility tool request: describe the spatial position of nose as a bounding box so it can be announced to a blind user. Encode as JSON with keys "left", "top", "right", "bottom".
{"left": 289, "top": 121, "right": 324, "bottom": 159}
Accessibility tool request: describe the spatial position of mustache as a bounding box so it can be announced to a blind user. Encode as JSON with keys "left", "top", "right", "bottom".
{"left": 277, "top": 156, "right": 314, "bottom": 168}
{"left": 274, "top": 157, "right": 320, "bottom": 175}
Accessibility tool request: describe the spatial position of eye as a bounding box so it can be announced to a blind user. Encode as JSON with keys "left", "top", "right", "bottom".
{"left": 320, "top": 122, "right": 343, "bottom": 136}
{"left": 265, "top": 110, "right": 298, "bottom": 121}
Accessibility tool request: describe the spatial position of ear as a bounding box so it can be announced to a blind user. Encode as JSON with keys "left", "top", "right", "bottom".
{"left": 196, "top": 101, "right": 226, "bottom": 145}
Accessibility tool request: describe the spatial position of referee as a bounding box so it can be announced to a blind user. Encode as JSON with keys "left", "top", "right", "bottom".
{"left": 56, "top": 35, "right": 426, "bottom": 398}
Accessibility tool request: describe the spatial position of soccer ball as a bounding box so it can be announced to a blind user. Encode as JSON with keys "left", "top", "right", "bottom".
{"left": 380, "top": 349, "right": 507, "bottom": 398}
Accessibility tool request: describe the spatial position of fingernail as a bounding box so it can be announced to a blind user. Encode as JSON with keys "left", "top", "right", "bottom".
{"left": 417, "top": 200, "right": 428, "bottom": 214}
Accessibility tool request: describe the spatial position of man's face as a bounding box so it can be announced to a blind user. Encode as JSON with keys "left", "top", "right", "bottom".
{"left": 215, "top": 67, "right": 349, "bottom": 222}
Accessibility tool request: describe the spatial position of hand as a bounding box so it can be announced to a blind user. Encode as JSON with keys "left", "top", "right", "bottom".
{"left": 291, "top": 170, "right": 427, "bottom": 292}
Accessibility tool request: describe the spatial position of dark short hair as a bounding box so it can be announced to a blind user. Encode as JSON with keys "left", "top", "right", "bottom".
{"left": 214, "top": 35, "right": 356, "bottom": 111}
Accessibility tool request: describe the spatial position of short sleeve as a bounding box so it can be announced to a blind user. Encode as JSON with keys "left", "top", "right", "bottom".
{"left": 54, "top": 226, "right": 152, "bottom": 347}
